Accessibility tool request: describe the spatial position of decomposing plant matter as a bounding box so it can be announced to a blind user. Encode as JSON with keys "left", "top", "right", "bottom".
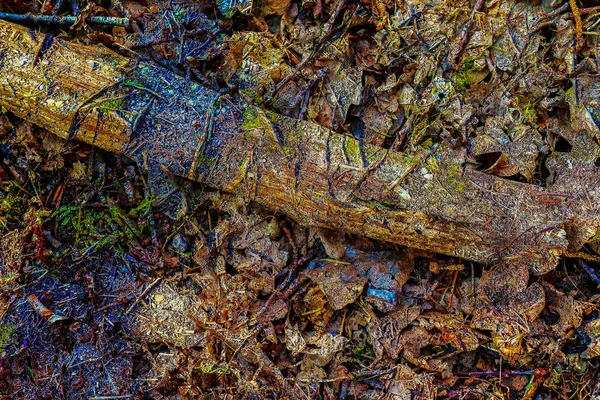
{"left": 3, "top": 0, "right": 600, "bottom": 398}
{"left": 1, "top": 13, "right": 600, "bottom": 275}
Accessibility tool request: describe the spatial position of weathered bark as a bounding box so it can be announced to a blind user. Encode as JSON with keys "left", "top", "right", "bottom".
{"left": 0, "top": 23, "right": 133, "bottom": 152}
{"left": 1, "top": 19, "right": 600, "bottom": 273}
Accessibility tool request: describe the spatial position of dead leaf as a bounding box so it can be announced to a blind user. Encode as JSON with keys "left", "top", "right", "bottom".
{"left": 304, "top": 332, "right": 347, "bottom": 367}
{"left": 258, "top": 0, "right": 291, "bottom": 16}
{"left": 416, "top": 312, "right": 479, "bottom": 353}
{"left": 471, "top": 262, "right": 545, "bottom": 365}
{"left": 307, "top": 260, "right": 366, "bottom": 310}
{"left": 284, "top": 320, "right": 307, "bottom": 356}
{"left": 369, "top": 302, "right": 422, "bottom": 359}
{"left": 27, "top": 294, "right": 68, "bottom": 323}
{"left": 541, "top": 281, "right": 585, "bottom": 337}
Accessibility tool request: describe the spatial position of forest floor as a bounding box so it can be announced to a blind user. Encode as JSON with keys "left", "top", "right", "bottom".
{"left": 2, "top": 0, "right": 600, "bottom": 398}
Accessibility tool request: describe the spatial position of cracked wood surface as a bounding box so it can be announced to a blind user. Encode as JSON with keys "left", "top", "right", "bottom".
{"left": 1, "top": 19, "right": 600, "bottom": 273}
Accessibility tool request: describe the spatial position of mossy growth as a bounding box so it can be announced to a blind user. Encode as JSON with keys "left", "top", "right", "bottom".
{"left": 408, "top": 116, "right": 431, "bottom": 147}
{"left": 453, "top": 56, "right": 482, "bottom": 95}
{"left": 53, "top": 199, "right": 152, "bottom": 255}
{"left": 264, "top": 218, "right": 279, "bottom": 238}
{"left": 196, "top": 154, "right": 216, "bottom": 169}
{"left": 242, "top": 108, "right": 270, "bottom": 130}
{"left": 282, "top": 145, "right": 294, "bottom": 156}
{"left": 352, "top": 339, "right": 376, "bottom": 359}
{"left": 0, "top": 272, "right": 16, "bottom": 284}
{"left": 445, "top": 163, "right": 466, "bottom": 193}
{"left": 98, "top": 97, "right": 126, "bottom": 113}
{"left": 101, "top": 52, "right": 128, "bottom": 69}
{"left": 344, "top": 136, "right": 362, "bottom": 165}
{"left": 515, "top": 95, "right": 538, "bottom": 124}
{"left": 425, "top": 156, "right": 440, "bottom": 173}
{"left": 242, "top": 89, "right": 268, "bottom": 106}
{"left": 0, "top": 184, "right": 33, "bottom": 229}
{"left": 0, "top": 323, "right": 15, "bottom": 348}
{"left": 367, "top": 199, "right": 393, "bottom": 211}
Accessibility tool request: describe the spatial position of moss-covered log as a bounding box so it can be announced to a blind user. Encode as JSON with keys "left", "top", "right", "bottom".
{"left": 1, "top": 19, "right": 600, "bottom": 273}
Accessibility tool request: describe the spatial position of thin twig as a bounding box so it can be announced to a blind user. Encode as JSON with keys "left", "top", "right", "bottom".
{"left": 580, "top": 5, "right": 600, "bottom": 15}
{"left": 569, "top": 0, "right": 584, "bottom": 52}
{"left": 0, "top": 12, "right": 129, "bottom": 26}
{"left": 455, "top": 369, "right": 534, "bottom": 377}
{"left": 544, "top": 3, "right": 569, "bottom": 18}
{"left": 563, "top": 251, "right": 600, "bottom": 263}
{"left": 124, "top": 277, "right": 162, "bottom": 315}
{"left": 446, "top": 0, "right": 486, "bottom": 70}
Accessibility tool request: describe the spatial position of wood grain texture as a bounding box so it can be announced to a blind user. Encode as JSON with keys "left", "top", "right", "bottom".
{"left": 0, "top": 21, "right": 132, "bottom": 152}
{"left": 1, "top": 19, "right": 600, "bottom": 273}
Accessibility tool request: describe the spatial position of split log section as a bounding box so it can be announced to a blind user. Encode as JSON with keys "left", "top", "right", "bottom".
{"left": 1, "top": 19, "right": 600, "bottom": 273}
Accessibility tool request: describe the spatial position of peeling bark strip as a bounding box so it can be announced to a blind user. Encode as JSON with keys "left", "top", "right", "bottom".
{"left": 1, "top": 19, "right": 600, "bottom": 273}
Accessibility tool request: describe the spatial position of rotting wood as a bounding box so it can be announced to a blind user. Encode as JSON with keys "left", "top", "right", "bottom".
{"left": 1, "top": 19, "right": 600, "bottom": 274}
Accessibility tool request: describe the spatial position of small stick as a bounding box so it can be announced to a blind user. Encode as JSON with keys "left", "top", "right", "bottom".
{"left": 448, "top": 270, "right": 459, "bottom": 306}
{"left": 446, "top": 0, "right": 486, "bottom": 70}
{"left": 544, "top": 3, "right": 569, "bottom": 18}
{"left": 350, "top": 368, "right": 396, "bottom": 378}
{"left": 455, "top": 369, "right": 534, "bottom": 377}
{"left": 563, "top": 251, "right": 600, "bottom": 263}
{"left": 0, "top": 12, "right": 129, "bottom": 26}
{"left": 569, "top": 0, "right": 584, "bottom": 52}
{"left": 530, "top": 192, "right": 574, "bottom": 198}
{"left": 580, "top": 5, "right": 600, "bottom": 15}
{"left": 52, "top": 0, "right": 66, "bottom": 15}
{"left": 124, "top": 277, "right": 162, "bottom": 315}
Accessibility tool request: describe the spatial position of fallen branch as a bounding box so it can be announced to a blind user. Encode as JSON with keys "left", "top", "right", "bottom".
{"left": 1, "top": 19, "right": 600, "bottom": 273}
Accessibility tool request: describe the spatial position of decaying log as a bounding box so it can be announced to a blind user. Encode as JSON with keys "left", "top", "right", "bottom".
{"left": 1, "top": 19, "right": 600, "bottom": 273}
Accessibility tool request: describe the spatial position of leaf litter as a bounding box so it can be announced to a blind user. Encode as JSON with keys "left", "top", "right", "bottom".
{"left": 1, "top": 0, "right": 600, "bottom": 398}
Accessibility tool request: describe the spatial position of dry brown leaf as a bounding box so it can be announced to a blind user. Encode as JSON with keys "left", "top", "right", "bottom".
{"left": 369, "top": 302, "right": 422, "bottom": 359}
{"left": 307, "top": 260, "right": 366, "bottom": 310}
{"left": 471, "top": 262, "right": 545, "bottom": 365}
